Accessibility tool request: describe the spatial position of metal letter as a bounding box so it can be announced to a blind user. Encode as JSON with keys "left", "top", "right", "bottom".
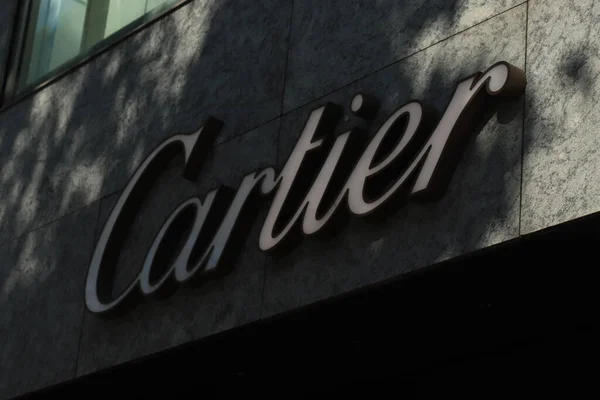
{"left": 85, "top": 118, "right": 223, "bottom": 316}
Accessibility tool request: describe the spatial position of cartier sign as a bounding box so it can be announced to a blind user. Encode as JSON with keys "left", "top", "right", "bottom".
{"left": 86, "top": 62, "right": 526, "bottom": 316}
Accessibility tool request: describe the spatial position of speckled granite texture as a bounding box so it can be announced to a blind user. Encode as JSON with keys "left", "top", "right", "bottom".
{"left": 284, "top": 0, "right": 524, "bottom": 111}
{"left": 0, "top": 205, "right": 98, "bottom": 399}
{"left": 5, "top": 0, "right": 597, "bottom": 397}
{"left": 522, "top": 0, "right": 600, "bottom": 233}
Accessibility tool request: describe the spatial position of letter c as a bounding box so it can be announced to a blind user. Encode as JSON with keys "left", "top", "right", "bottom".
{"left": 85, "top": 118, "right": 223, "bottom": 316}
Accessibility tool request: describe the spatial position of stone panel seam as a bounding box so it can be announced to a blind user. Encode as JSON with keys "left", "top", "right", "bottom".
{"left": 519, "top": 0, "right": 530, "bottom": 237}
{"left": 276, "top": 0, "right": 295, "bottom": 166}
{"left": 0, "top": 2, "right": 529, "bottom": 249}
{"left": 0, "top": 113, "right": 285, "bottom": 244}
{"left": 0, "top": 193, "right": 103, "bottom": 396}
{"left": 258, "top": 0, "right": 295, "bottom": 320}
{"left": 254, "top": 0, "right": 529, "bottom": 322}
{"left": 204, "top": 2, "right": 530, "bottom": 150}
{"left": 72, "top": 199, "right": 104, "bottom": 378}
{"left": 278, "top": 1, "right": 529, "bottom": 119}
{"left": 0, "top": 108, "right": 279, "bottom": 249}
{"left": 0, "top": 191, "right": 117, "bottom": 249}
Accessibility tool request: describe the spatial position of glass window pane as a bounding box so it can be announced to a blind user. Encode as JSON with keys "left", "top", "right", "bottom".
{"left": 18, "top": 0, "right": 179, "bottom": 93}
{"left": 104, "top": 0, "right": 146, "bottom": 38}
{"left": 104, "top": 0, "right": 178, "bottom": 39}
{"left": 22, "top": 0, "right": 88, "bottom": 88}
{"left": 49, "top": 0, "right": 88, "bottom": 70}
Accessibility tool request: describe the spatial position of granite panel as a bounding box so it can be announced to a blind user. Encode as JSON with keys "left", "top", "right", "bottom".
{"left": 284, "top": 0, "right": 524, "bottom": 111}
{"left": 521, "top": 0, "right": 600, "bottom": 233}
{"left": 263, "top": 5, "right": 526, "bottom": 317}
{"left": 0, "top": 0, "right": 291, "bottom": 244}
{"left": 0, "top": 205, "right": 98, "bottom": 399}
{"left": 76, "top": 120, "right": 278, "bottom": 376}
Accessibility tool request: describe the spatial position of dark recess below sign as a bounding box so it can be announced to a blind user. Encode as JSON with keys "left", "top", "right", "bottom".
{"left": 16, "top": 211, "right": 600, "bottom": 398}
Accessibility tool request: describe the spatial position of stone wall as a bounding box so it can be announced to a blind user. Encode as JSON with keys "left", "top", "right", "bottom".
{"left": 1, "top": 0, "right": 594, "bottom": 398}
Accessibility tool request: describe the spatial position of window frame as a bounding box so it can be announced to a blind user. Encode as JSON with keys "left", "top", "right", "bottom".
{"left": 0, "top": 0, "right": 192, "bottom": 111}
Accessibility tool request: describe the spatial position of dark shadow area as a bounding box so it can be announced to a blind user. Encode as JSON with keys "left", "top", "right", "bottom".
{"left": 14, "top": 210, "right": 600, "bottom": 398}
{"left": 561, "top": 45, "right": 595, "bottom": 98}
{"left": 284, "top": 0, "right": 486, "bottom": 111}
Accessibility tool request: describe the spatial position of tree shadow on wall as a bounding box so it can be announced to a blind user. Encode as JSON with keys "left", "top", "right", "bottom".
{"left": 0, "top": 0, "right": 526, "bottom": 398}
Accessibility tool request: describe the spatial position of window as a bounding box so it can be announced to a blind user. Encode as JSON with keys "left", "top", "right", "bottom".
{"left": 7, "top": 0, "right": 180, "bottom": 98}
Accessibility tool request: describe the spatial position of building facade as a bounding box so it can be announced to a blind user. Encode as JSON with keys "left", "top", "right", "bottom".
{"left": 1, "top": 0, "right": 599, "bottom": 397}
